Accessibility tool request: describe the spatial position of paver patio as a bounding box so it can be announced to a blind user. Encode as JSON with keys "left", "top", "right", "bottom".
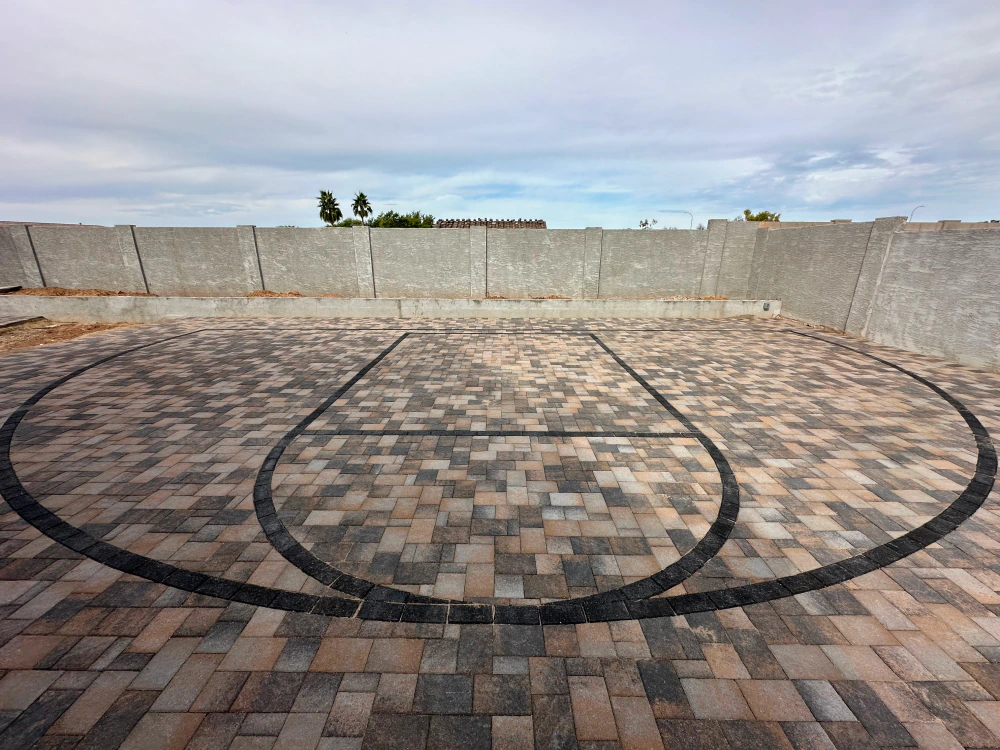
{"left": 0, "top": 317, "right": 997, "bottom": 749}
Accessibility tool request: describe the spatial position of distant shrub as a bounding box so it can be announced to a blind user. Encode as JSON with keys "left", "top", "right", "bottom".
{"left": 739, "top": 209, "right": 781, "bottom": 222}
{"left": 367, "top": 210, "right": 435, "bottom": 228}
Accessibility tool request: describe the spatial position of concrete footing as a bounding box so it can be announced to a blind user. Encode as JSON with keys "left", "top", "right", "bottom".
{"left": 0, "top": 296, "right": 780, "bottom": 324}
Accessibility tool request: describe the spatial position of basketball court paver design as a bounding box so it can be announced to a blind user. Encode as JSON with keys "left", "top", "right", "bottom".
{"left": 0, "top": 317, "right": 998, "bottom": 749}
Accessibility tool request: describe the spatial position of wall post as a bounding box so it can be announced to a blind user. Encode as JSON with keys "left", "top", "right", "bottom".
{"left": 746, "top": 227, "right": 771, "bottom": 298}
{"left": 470, "top": 226, "right": 486, "bottom": 298}
{"left": 699, "top": 219, "right": 728, "bottom": 296}
{"left": 8, "top": 225, "right": 44, "bottom": 287}
{"left": 236, "top": 225, "right": 264, "bottom": 292}
{"left": 845, "top": 216, "right": 907, "bottom": 337}
{"left": 583, "top": 227, "right": 603, "bottom": 299}
{"left": 353, "top": 226, "right": 376, "bottom": 298}
{"left": 114, "top": 225, "right": 149, "bottom": 294}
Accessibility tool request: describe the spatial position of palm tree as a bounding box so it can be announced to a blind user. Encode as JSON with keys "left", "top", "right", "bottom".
{"left": 352, "top": 192, "right": 372, "bottom": 225}
{"left": 318, "top": 191, "right": 342, "bottom": 225}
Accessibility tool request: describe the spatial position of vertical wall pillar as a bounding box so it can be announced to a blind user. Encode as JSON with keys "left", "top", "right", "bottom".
{"left": 7, "top": 225, "right": 44, "bottom": 288}
{"left": 746, "top": 227, "right": 771, "bottom": 299}
{"left": 698, "top": 219, "right": 728, "bottom": 296}
{"left": 236, "top": 225, "right": 264, "bottom": 292}
{"left": 353, "top": 226, "right": 376, "bottom": 298}
{"left": 583, "top": 227, "right": 603, "bottom": 299}
{"left": 470, "top": 226, "right": 487, "bottom": 298}
{"left": 845, "top": 216, "right": 907, "bottom": 337}
{"left": 114, "top": 225, "right": 150, "bottom": 293}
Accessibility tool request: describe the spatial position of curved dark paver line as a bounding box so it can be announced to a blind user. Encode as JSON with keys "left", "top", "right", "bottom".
{"left": 0, "top": 330, "right": 362, "bottom": 618}
{"left": 252, "top": 331, "right": 741, "bottom": 624}
{"left": 629, "top": 330, "right": 998, "bottom": 619}
{"left": 251, "top": 333, "right": 453, "bottom": 611}
{"left": 0, "top": 326, "right": 993, "bottom": 626}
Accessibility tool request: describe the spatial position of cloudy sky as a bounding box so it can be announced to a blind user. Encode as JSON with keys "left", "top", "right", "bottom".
{"left": 2, "top": 1, "right": 998, "bottom": 228}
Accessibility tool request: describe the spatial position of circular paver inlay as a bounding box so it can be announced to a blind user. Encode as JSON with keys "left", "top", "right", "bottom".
{"left": 1, "top": 323, "right": 994, "bottom": 625}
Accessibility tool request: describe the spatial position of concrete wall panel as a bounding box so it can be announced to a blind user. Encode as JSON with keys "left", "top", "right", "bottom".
{"left": 745, "top": 227, "right": 770, "bottom": 300}
{"left": 752, "top": 222, "right": 874, "bottom": 329}
{"left": 134, "top": 227, "right": 259, "bottom": 296}
{"left": 598, "top": 229, "right": 708, "bottom": 299}
{"left": 698, "top": 220, "right": 729, "bottom": 296}
{"left": 865, "top": 230, "right": 1000, "bottom": 369}
{"left": 583, "top": 228, "right": 603, "bottom": 298}
{"left": 487, "top": 229, "right": 587, "bottom": 298}
{"left": 0, "top": 227, "right": 27, "bottom": 287}
{"left": 29, "top": 225, "right": 147, "bottom": 292}
{"left": 254, "top": 227, "right": 358, "bottom": 296}
{"left": 6, "top": 226, "right": 44, "bottom": 287}
{"left": 114, "top": 226, "right": 149, "bottom": 293}
{"left": 371, "top": 228, "right": 471, "bottom": 298}
{"left": 353, "top": 227, "right": 375, "bottom": 297}
{"left": 470, "top": 226, "right": 486, "bottom": 298}
{"left": 845, "top": 217, "right": 907, "bottom": 336}
{"left": 237, "top": 226, "right": 264, "bottom": 292}
{"left": 715, "top": 221, "right": 760, "bottom": 298}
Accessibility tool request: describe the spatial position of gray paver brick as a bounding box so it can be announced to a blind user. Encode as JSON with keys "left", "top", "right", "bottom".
{"left": 0, "top": 317, "right": 995, "bottom": 750}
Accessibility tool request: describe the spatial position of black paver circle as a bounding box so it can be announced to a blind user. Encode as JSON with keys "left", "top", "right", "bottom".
{"left": 0, "top": 327, "right": 994, "bottom": 625}
{"left": 252, "top": 332, "right": 741, "bottom": 624}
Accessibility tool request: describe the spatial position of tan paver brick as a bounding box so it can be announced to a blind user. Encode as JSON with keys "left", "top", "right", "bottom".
{"left": 1, "top": 318, "right": 998, "bottom": 750}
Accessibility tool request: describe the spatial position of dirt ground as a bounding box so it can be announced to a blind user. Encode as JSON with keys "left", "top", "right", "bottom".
{"left": 2, "top": 287, "right": 156, "bottom": 297}
{"left": 0, "top": 318, "right": 133, "bottom": 353}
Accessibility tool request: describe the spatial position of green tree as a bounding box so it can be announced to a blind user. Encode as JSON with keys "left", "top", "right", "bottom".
{"left": 352, "top": 192, "right": 373, "bottom": 225}
{"left": 367, "top": 210, "right": 435, "bottom": 228}
{"left": 317, "top": 191, "right": 342, "bottom": 225}
{"left": 334, "top": 218, "right": 364, "bottom": 227}
{"left": 740, "top": 209, "right": 781, "bottom": 222}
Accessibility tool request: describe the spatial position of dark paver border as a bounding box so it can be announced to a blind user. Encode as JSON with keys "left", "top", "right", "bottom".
{"left": 0, "top": 326, "right": 994, "bottom": 625}
{"left": 251, "top": 331, "right": 742, "bottom": 622}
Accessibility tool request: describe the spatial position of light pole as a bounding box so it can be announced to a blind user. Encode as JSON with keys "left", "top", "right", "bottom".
{"left": 908, "top": 205, "right": 925, "bottom": 222}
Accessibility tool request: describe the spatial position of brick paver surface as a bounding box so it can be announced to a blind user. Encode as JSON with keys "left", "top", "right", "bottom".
{"left": 0, "top": 317, "right": 998, "bottom": 748}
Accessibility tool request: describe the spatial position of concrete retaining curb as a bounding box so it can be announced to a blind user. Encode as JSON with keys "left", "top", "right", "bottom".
{"left": 0, "top": 296, "right": 780, "bottom": 323}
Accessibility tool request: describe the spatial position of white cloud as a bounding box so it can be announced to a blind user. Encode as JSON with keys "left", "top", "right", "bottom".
{"left": 2, "top": 0, "right": 999, "bottom": 226}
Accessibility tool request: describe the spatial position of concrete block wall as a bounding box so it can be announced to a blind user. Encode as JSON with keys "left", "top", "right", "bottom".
{"left": 254, "top": 227, "right": 358, "bottom": 296}
{"left": 133, "top": 227, "right": 262, "bottom": 296}
{"left": 486, "top": 229, "right": 588, "bottom": 298}
{"left": 749, "top": 222, "right": 877, "bottom": 329}
{"left": 857, "top": 229, "right": 1000, "bottom": 369}
{"left": 0, "top": 221, "right": 779, "bottom": 302}
{"left": 30, "top": 225, "right": 148, "bottom": 293}
{"left": 714, "top": 220, "right": 761, "bottom": 298}
{"left": 598, "top": 229, "right": 708, "bottom": 298}
{"left": 746, "top": 218, "right": 1000, "bottom": 368}
{"left": 3, "top": 225, "right": 45, "bottom": 288}
{"left": 844, "top": 217, "right": 907, "bottom": 336}
{"left": 0, "top": 227, "right": 29, "bottom": 288}
{"left": 1, "top": 219, "right": 997, "bottom": 368}
{"left": 371, "top": 228, "right": 473, "bottom": 298}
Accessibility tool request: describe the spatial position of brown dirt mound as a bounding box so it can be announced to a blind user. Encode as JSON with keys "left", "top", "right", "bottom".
{"left": 0, "top": 319, "right": 134, "bottom": 353}
{"left": 5, "top": 287, "right": 156, "bottom": 297}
